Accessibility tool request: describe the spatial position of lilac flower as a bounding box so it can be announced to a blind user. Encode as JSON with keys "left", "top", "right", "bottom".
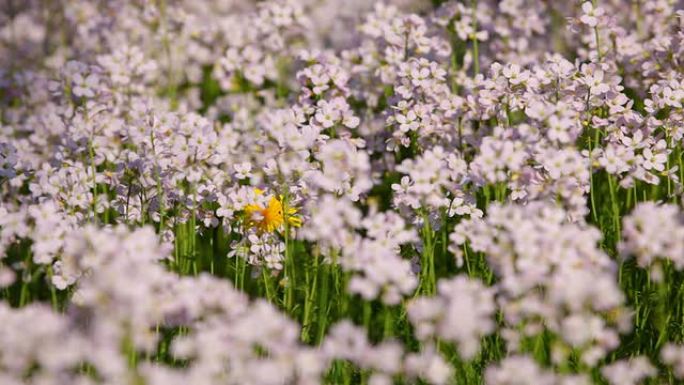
{"left": 579, "top": 2, "right": 605, "bottom": 28}
{"left": 620, "top": 202, "right": 684, "bottom": 273}
{"left": 408, "top": 275, "right": 496, "bottom": 359}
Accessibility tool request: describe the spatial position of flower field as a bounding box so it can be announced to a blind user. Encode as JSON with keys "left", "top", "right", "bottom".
{"left": 2, "top": 0, "right": 684, "bottom": 384}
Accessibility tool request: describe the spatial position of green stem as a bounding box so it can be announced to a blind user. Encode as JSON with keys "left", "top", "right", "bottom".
{"left": 420, "top": 212, "right": 436, "bottom": 295}
{"left": 284, "top": 224, "right": 295, "bottom": 313}
{"left": 302, "top": 252, "right": 318, "bottom": 342}
{"left": 607, "top": 174, "right": 621, "bottom": 238}
{"left": 316, "top": 254, "right": 330, "bottom": 344}
{"left": 470, "top": 0, "right": 480, "bottom": 75}
{"left": 18, "top": 247, "right": 32, "bottom": 307}
{"left": 262, "top": 267, "right": 274, "bottom": 303}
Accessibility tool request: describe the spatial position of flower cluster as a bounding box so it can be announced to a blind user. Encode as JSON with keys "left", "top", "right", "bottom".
{"left": 408, "top": 275, "right": 496, "bottom": 359}
{"left": 620, "top": 202, "right": 684, "bottom": 274}
{"left": 451, "top": 202, "right": 630, "bottom": 367}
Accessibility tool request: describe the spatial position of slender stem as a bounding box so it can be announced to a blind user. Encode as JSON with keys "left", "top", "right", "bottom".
{"left": 316, "top": 253, "right": 330, "bottom": 344}
{"left": 470, "top": 0, "right": 480, "bottom": 75}
{"left": 302, "top": 252, "right": 318, "bottom": 342}
{"left": 262, "top": 267, "right": 274, "bottom": 303}
{"left": 607, "top": 174, "right": 621, "bottom": 238}
{"left": 420, "top": 212, "right": 436, "bottom": 295}
{"left": 284, "top": 219, "right": 295, "bottom": 313}
{"left": 18, "top": 246, "right": 32, "bottom": 307}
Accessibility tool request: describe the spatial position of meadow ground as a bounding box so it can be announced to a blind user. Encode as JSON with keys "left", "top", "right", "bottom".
{"left": 1, "top": 0, "right": 684, "bottom": 384}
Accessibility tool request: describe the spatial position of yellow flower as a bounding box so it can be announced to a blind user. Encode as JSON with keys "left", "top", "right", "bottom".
{"left": 244, "top": 190, "right": 302, "bottom": 233}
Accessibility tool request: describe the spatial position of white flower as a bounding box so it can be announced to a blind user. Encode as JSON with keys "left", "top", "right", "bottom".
{"left": 580, "top": 2, "right": 604, "bottom": 27}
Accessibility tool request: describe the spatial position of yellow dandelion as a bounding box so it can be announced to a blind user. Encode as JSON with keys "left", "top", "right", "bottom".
{"left": 244, "top": 190, "right": 302, "bottom": 233}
